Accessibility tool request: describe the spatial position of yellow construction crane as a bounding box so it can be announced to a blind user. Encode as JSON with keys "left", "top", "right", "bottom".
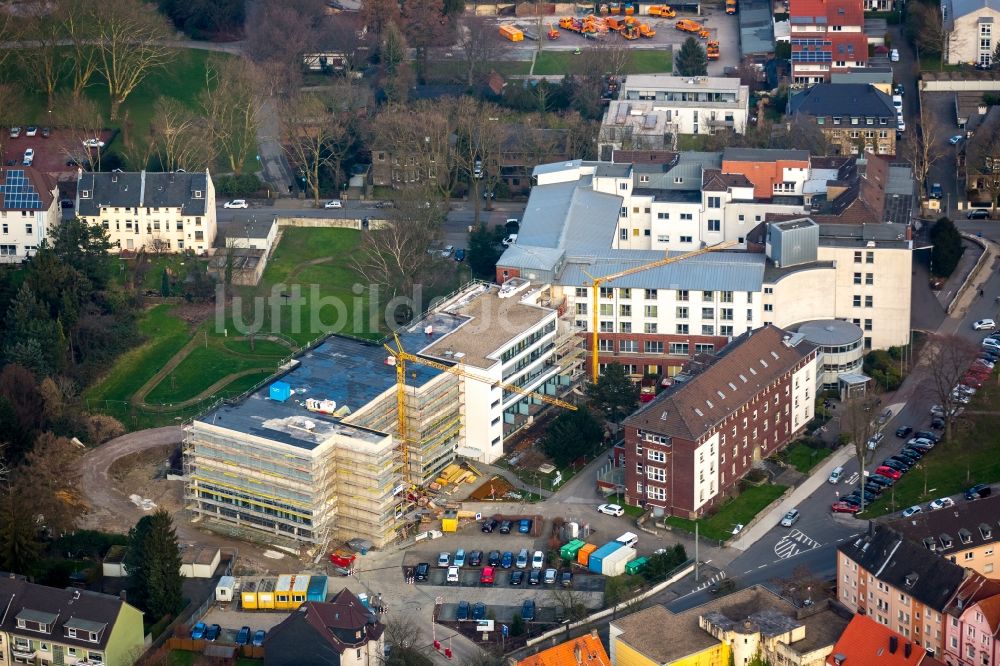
{"left": 587, "top": 241, "right": 737, "bottom": 383}
{"left": 385, "top": 333, "right": 577, "bottom": 482}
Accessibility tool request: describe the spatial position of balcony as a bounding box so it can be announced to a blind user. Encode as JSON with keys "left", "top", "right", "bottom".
{"left": 11, "top": 646, "right": 37, "bottom": 659}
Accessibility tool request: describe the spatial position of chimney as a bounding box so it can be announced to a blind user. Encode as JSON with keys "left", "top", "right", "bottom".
{"left": 119, "top": 589, "right": 127, "bottom": 602}
{"left": 904, "top": 643, "right": 912, "bottom": 658}
{"left": 833, "top": 655, "right": 846, "bottom": 666}
{"left": 889, "top": 636, "right": 898, "bottom": 654}
{"left": 590, "top": 628, "right": 599, "bottom": 639}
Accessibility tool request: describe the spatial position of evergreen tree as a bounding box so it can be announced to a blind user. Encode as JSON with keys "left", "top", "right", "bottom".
{"left": 541, "top": 408, "right": 604, "bottom": 467}
{"left": 929, "top": 216, "right": 963, "bottom": 277}
{"left": 467, "top": 224, "right": 504, "bottom": 279}
{"left": 124, "top": 515, "right": 153, "bottom": 611}
{"left": 586, "top": 362, "right": 640, "bottom": 423}
{"left": 675, "top": 37, "right": 708, "bottom": 76}
{"left": 144, "top": 510, "right": 183, "bottom": 617}
{"left": 0, "top": 493, "right": 42, "bottom": 575}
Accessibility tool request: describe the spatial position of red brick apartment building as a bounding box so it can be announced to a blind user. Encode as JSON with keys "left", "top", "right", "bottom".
{"left": 623, "top": 325, "right": 819, "bottom": 518}
{"left": 790, "top": 0, "right": 868, "bottom": 85}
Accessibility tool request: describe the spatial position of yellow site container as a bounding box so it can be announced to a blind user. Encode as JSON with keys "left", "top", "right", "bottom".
{"left": 274, "top": 574, "right": 293, "bottom": 610}
{"left": 441, "top": 509, "right": 459, "bottom": 532}
{"left": 290, "top": 575, "right": 310, "bottom": 610}
{"left": 577, "top": 543, "right": 598, "bottom": 566}
{"left": 241, "top": 579, "right": 259, "bottom": 610}
{"left": 257, "top": 578, "right": 276, "bottom": 610}
{"left": 500, "top": 25, "right": 524, "bottom": 41}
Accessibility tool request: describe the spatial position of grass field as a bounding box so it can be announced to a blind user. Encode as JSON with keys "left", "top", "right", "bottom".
{"left": 144, "top": 342, "right": 288, "bottom": 405}
{"left": 665, "top": 483, "right": 788, "bottom": 542}
{"left": 1, "top": 49, "right": 220, "bottom": 165}
{"left": 425, "top": 59, "right": 532, "bottom": 82}
{"left": 783, "top": 441, "right": 833, "bottom": 474}
{"left": 862, "top": 383, "right": 1000, "bottom": 517}
{"left": 532, "top": 49, "right": 672, "bottom": 76}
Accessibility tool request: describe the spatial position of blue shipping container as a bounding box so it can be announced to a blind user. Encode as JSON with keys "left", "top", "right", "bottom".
{"left": 306, "top": 575, "right": 328, "bottom": 602}
{"left": 588, "top": 541, "right": 623, "bottom": 574}
{"left": 269, "top": 381, "right": 291, "bottom": 402}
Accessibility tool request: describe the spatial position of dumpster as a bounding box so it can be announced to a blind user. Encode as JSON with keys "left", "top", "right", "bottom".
{"left": 560, "top": 539, "right": 585, "bottom": 561}
{"left": 625, "top": 556, "right": 649, "bottom": 575}
{"left": 588, "top": 542, "right": 623, "bottom": 574}
{"left": 577, "top": 543, "right": 598, "bottom": 566}
{"left": 307, "top": 575, "right": 328, "bottom": 602}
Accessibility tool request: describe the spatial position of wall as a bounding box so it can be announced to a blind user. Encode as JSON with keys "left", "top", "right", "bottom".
{"left": 947, "top": 9, "right": 1000, "bottom": 65}
{"left": 104, "top": 602, "right": 146, "bottom": 666}
{"left": 920, "top": 77, "right": 1000, "bottom": 92}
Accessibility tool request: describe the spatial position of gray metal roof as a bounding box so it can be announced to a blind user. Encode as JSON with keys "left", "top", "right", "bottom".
{"left": 797, "top": 319, "right": 863, "bottom": 346}
{"left": 789, "top": 84, "right": 896, "bottom": 119}
{"left": 739, "top": 0, "right": 776, "bottom": 57}
{"left": 831, "top": 69, "right": 894, "bottom": 85}
{"left": 532, "top": 159, "right": 582, "bottom": 177}
{"left": 77, "top": 170, "right": 210, "bottom": 216}
{"left": 947, "top": 0, "right": 1000, "bottom": 24}
{"left": 559, "top": 251, "right": 765, "bottom": 291}
{"left": 723, "top": 147, "right": 810, "bottom": 163}
{"left": 595, "top": 163, "right": 632, "bottom": 177}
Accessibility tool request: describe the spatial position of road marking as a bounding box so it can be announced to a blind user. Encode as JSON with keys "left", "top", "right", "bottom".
{"left": 845, "top": 472, "right": 860, "bottom": 486}
{"left": 774, "top": 529, "right": 822, "bottom": 559}
{"left": 758, "top": 564, "right": 767, "bottom": 569}
{"left": 744, "top": 570, "right": 752, "bottom": 574}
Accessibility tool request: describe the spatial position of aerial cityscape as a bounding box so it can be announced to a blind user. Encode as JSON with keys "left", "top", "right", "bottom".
{"left": 0, "top": 0, "right": 999, "bottom": 663}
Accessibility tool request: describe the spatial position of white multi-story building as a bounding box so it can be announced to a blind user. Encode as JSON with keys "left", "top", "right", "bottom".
{"left": 75, "top": 169, "right": 217, "bottom": 253}
{"left": 0, "top": 166, "right": 60, "bottom": 263}
{"left": 943, "top": 0, "right": 1000, "bottom": 66}
{"left": 599, "top": 76, "right": 750, "bottom": 158}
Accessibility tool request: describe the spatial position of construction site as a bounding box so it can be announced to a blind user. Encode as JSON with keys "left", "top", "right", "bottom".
{"left": 183, "top": 280, "right": 586, "bottom": 551}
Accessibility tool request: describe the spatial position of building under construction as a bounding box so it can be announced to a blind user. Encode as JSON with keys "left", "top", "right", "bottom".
{"left": 184, "top": 281, "right": 584, "bottom": 549}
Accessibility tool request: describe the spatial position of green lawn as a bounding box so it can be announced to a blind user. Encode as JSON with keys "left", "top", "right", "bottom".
{"left": 144, "top": 344, "right": 282, "bottom": 405}
{"left": 783, "top": 442, "right": 833, "bottom": 474}
{"left": 677, "top": 134, "right": 714, "bottom": 151}
{"left": 532, "top": 48, "right": 672, "bottom": 76}
{"left": 862, "top": 384, "right": 1000, "bottom": 517}
{"left": 665, "top": 483, "right": 789, "bottom": 542}
{"left": 1, "top": 49, "right": 220, "bottom": 166}
{"left": 84, "top": 304, "right": 190, "bottom": 407}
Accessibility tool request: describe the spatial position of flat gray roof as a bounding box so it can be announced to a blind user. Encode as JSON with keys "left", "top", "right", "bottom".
{"left": 560, "top": 250, "right": 765, "bottom": 292}
{"left": 797, "top": 319, "right": 864, "bottom": 346}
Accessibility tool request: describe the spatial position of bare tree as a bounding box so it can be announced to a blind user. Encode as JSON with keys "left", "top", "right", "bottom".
{"left": 368, "top": 101, "right": 454, "bottom": 200}
{"left": 281, "top": 91, "right": 352, "bottom": 205}
{"left": 16, "top": 10, "right": 69, "bottom": 105}
{"left": 400, "top": 0, "right": 451, "bottom": 81}
{"left": 316, "top": 13, "right": 369, "bottom": 82}
{"left": 451, "top": 98, "right": 509, "bottom": 222}
{"left": 548, "top": 586, "right": 590, "bottom": 621}
{"left": 201, "top": 57, "right": 265, "bottom": 174}
{"left": 51, "top": 96, "right": 107, "bottom": 171}
{"left": 925, "top": 333, "right": 980, "bottom": 442}
{"left": 456, "top": 16, "right": 503, "bottom": 87}
{"left": 245, "top": 0, "right": 326, "bottom": 92}
{"left": 383, "top": 616, "right": 421, "bottom": 651}
{"left": 906, "top": 107, "right": 944, "bottom": 191}
{"left": 0, "top": 84, "right": 25, "bottom": 159}
{"left": 777, "top": 114, "right": 831, "bottom": 155}
{"left": 362, "top": 0, "right": 401, "bottom": 38}
{"left": 596, "top": 38, "right": 632, "bottom": 82}
{"left": 151, "top": 99, "right": 214, "bottom": 172}
{"left": 92, "top": 0, "right": 174, "bottom": 119}
{"left": 61, "top": 0, "right": 101, "bottom": 98}
{"left": 840, "top": 390, "right": 883, "bottom": 513}
{"left": 907, "top": 3, "right": 948, "bottom": 69}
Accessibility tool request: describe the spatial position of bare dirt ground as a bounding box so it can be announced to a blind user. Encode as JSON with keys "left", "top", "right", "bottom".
{"left": 108, "top": 444, "right": 185, "bottom": 524}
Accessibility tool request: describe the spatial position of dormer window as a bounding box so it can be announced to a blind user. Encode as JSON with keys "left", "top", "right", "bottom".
{"left": 941, "top": 534, "right": 954, "bottom": 549}
{"left": 959, "top": 528, "right": 973, "bottom": 545}
{"left": 193, "top": 190, "right": 203, "bottom": 199}
{"left": 923, "top": 537, "right": 937, "bottom": 551}
{"left": 980, "top": 524, "right": 993, "bottom": 539}
{"left": 904, "top": 572, "right": 918, "bottom": 587}
{"left": 81, "top": 190, "right": 90, "bottom": 199}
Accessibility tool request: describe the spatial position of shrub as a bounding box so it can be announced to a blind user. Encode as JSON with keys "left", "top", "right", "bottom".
{"left": 216, "top": 174, "right": 263, "bottom": 197}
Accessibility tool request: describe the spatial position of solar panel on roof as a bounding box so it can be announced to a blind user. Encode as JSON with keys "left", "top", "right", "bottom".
{"left": 1, "top": 169, "right": 44, "bottom": 210}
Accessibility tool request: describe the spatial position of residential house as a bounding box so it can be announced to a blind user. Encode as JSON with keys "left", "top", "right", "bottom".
{"left": 609, "top": 585, "right": 849, "bottom": 665}
{"left": 964, "top": 106, "right": 1000, "bottom": 209}
{"left": 498, "top": 127, "right": 572, "bottom": 196}
{"left": 0, "top": 166, "right": 60, "bottom": 263}
{"left": 599, "top": 76, "right": 750, "bottom": 158}
{"left": 942, "top": 575, "right": 1000, "bottom": 666}
{"left": 831, "top": 66, "right": 895, "bottom": 94}
{"left": 885, "top": 493, "right": 1000, "bottom": 577}
{"left": 622, "top": 325, "right": 818, "bottom": 517}
{"left": 826, "top": 614, "right": 946, "bottom": 665}
{"left": 943, "top": 0, "right": 1000, "bottom": 66}
{"left": 0, "top": 576, "right": 145, "bottom": 666}
{"left": 789, "top": 0, "right": 868, "bottom": 84}
{"left": 838, "top": 525, "right": 970, "bottom": 657}
{"left": 75, "top": 169, "right": 217, "bottom": 253}
{"left": 789, "top": 83, "right": 898, "bottom": 155}
{"left": 263, "top": 588, "right": 384, "bottom": 666}
{"left": 514, "top": 630, "right": 610, "bottom": 666}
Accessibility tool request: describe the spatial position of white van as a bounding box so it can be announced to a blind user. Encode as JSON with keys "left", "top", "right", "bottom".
{"left": 828, "top": 466, "right": 844, "bottom": 484}
{"left": 615, "top": 532, "right": 639, "bottom": 548}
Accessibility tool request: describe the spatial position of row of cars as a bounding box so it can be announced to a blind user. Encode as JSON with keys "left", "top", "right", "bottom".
{"left": 190, "top": 622, "right": 265, "bottom": 647}
{"left": 456, "top": 598, "right": 539, "bottom": 622}
{"left": 830, "top": 430, "right": 943, "bottom": 514}
{"left": 481, "top": 517, "right": 534, "bottom": 534}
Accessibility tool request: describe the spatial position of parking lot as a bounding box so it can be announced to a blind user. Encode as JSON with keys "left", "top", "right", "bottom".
{"left": 3, "top": 127, "right": 115, "bottom": 180}
{"left": 196, "top": 608, "right": 289, "bottom": 644}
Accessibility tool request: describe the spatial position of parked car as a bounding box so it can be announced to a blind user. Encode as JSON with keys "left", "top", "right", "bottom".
{"left": 516, "top": 548, "right": 529, "bottom": 569}
{"left": 949, "top": 134, "right": 964, "bottom": 145}
{"left": 469, "top": 550, "right": 482, "bottom": 567}
{"left": 521, "top": 599, "right": 536, "bottom": 621}
{"left": 480, "top": 566, "right": 495, "bottom": 585}
{"left": 863, "top": 482, "right": 884, "bottom": 496}
{"left": 890, "top": 48, "right": 900, "bottom": 61}
{"left": 780, "top": 509, "right": 800, "bottom": 527}
{"left": 929, "top": 183, "right": 943, "bottom": 199}
{"left": 499, "top": 520, "right": 512, "bottom": 534}
{"left": 40, "top": 126, "right": 50, "bottom": 138}
{"left": 501, "top": 551, "right": 514, "bottom": 569}
{"left": 25, "top": 126, "right": 37, "bottom": 137}
{"left": 968, "top": 209, "right": 991, "bottom": 219}
{"left": 929, "top": 497, "right": 955, "bottom": 510}
{"left": 502, "top": 234, "right": 518, "bottom": 247}
{"left": 518, "top": 518, "right": 532, "bottom": 534}
{"left": 966, "top": 483, "right": 992, "bottom": 500}
{"left": 252, "top": 630, "right": 266, "bottom": 647}
{"left": 974, "top": 319, "right": 997, "bottom": 331}
{"left": 323, "top": 200, "right": 342, "bottom": 209}
{"left": 206, "top": 624, "right": 221, "bottom": 641}
{"left": 446, "top": 566, "right": 459, "bottom": 583}
{"left": 532, "top": 550, "right": 545, "bottom": 569}
{"left": 895, "top": 425, "right": 913, "bottom": 438}
{"left": 561, "top": 570, "right": 573, "bottom": 587}
{"left": 528, "top": 570, "right": 541, "bottom": 585}
{"left": 510, "top": 570, "right": 524, "bottom": 585}
{"left": 886, "top": 456, "right": 914, "bottom": 471}
{"left": 438, "top": 552, "right": 451, "bottom": 567}
{"left": 236, "top": 626, "right": 251, "bottom": 645}
{"left": 544, "top": 568, "right": 558, "bottom": 584}
{"left": 453, "top": 549, "right": 466, "bottom": 567}
{"left": 82, "top": 138, "right": 105, "bottom": 148}
{"left": 902, "top": 505, "right": 922, "bottom": 518}
{"left": 866, "top": 432, "right": 884, "bottom": 450}
{"left": 931, "top": 416, "right": 946, "bottom": 429}
{"left": 828, "top": 466, "right": 844, "bottom": 483}
{"left": 472, "top": 602, "right": 486, "bottom": 621}
{"left": 456, "top": 600, "right": 470, "bottom": 621}
{"left": 868, "top": 474, "right": 893, "bottom": 488}
{"left": 875, "top": 465, "right": 902, "bottom": 480}
{"left": 598, "top": 503, "right": 625, "bottom": 516}
{"left": 415, "top": 562, "right": 430, "bottom": 580}
{"left": 481, "top": 518, "right": 497, "bottom": 533}
{"left": 224, "top": 199, "right": 248, "bottom": 209}
{"left": 914, "top": 431, "right": 940, "bottom": 443}
{"left": 191, "top": 622, "right": 207, "bottom": 639}
{"left": 454, "top": 249, "right": 466, "bottom": 262}
{"left": 9, "top": 127, "right": 20, "bottom": 138}
{"left": 22, "top": 148, "right": 33, "bottom": 165}
{"left": 881, "top": 459, "right": 908, "bottom": 473}
{"left": 488, "top": 550, "right": 501, "bottom": 566}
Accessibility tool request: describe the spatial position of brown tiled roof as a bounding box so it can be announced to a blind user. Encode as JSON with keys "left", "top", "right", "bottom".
{"left": 624, "top": 325, "right": 817, "bottom": 440}
{"left": 702, "top": 169, "right": 754, "bottom": 192}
